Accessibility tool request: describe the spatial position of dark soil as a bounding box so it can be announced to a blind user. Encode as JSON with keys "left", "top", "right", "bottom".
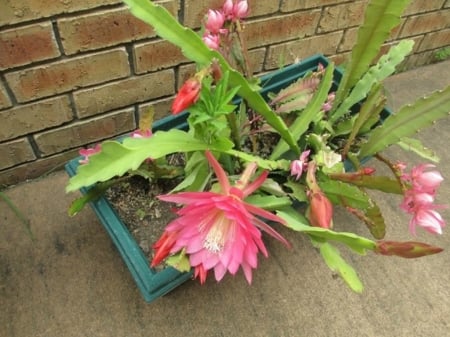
{"left": 104, "top": 175, "right": 179, "bottom": 267}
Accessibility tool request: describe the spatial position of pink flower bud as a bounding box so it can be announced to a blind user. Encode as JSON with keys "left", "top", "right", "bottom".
{"left": 222, "top": 0, "right": 234, "bottom": 18}
{"left": 308, "top": 191, "right": 333, "bottom": 229}
{"left": 233, "top": 0, "right": 248, "bottom": 20}
{"left": 202, "top": 32, "right": 221, "bottom": 50}
{"left": 205, "top": 9, "right": 225, "bottom": 34}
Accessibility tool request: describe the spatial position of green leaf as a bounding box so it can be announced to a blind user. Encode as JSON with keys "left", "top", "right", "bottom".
{"left": 225, "top": 148, "right": 290, "bottom": 171}
{"left": 333, "top": 0, "right": 412, "bottom": 107}
{"left": 166, "top": 250, "right": 191, "bottom": 273}
{"left": 68, "top": 180, "right": 116, "bottom": 216}
{"left": 319, "top": 180, "right": 372, "bottom": 210}
{"left": 284, "top": 180, "right": 308, "bottom": 202}
{"left": 277, "top": 210, "right": 376, "bottom": 254}
{"left": 0, "top": 192, "right": 34, "bottom": 240}
{"left": 244, "top": 194, "right": 291, "bottom": 211}
{"left": 327, "top": 173, "right": 403, "bottom": 194}
{"left": 270, "top": 62, "right": 335, "bottom": 159}
{"left": 397, "top": 137, "right": 440, "bottom": 163}
{"left": 359, "top": 85, "right": 450, "bottom": 157}
{"left": 123, "top": 0, "right": 299, "bottom": 155}
{"left": 331, "top": 39, "right": 414, "bottom": 123}
{"left": 316, "top": 241, "right": 364, "bottom": 293}
{"left": 67, "top": 129, "right": 233, "bottom": 192}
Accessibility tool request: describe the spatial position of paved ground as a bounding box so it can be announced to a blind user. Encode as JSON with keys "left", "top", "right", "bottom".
{"left": 1, "top": 60, "right": 450, "bottom": 337}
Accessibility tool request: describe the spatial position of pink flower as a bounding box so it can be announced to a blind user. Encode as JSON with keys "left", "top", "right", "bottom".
{"left": 399, "top": 164, "right": 446, "bottom": 235}
{"left": 202, "top": 32, "right": 221, "bottom": 50}
{"left": 407, "top": 164, "right": 443, "bottom": 194}
{"left": 152, "top": 151, "right": 290, "bottom": 284}
{"left": 171, "top": 77, "right": 202, "bottom": 114}
{"left": 78, "top": 144, "right": 101, "bottom": 164}
{"left": 205, "top": 9, "right": 225, "bottom": 34}
{"left": 290, "top": 150, "right": 310, "bottom": 180}
{"left": 409, "top": 206, "right": 445, "bottom": 235}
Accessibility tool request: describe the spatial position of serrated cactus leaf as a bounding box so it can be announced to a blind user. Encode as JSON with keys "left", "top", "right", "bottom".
{"left": 397, "top": 137, "right": 440, "bottom": 163}
{"left": 334, "top": 0, "right": 411, "bottom": 107}
{"left": 66, "top": 129, "right": 233, "bottom": 192}
{"left": 331, "top": 39, "right": 414, "bottom": 123}
{"left": 359, "top": 85, "right": 450, "bottom": 158}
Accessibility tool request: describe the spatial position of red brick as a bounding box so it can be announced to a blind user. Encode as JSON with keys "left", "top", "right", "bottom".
{"left": 265, "top": 31, "right": 343, "bottom": 70}
{"left": 0, "top": 149, "right": 79, "bottom": 187}
{"left": 418, "top": 28, "right": 450, "bottom": 52}
{"left": 0, "top": 22, "right": 60, "bottom": 70}
{"left": 0, "top": 83, "right": 12, "bottom": 110}
{"left": 0, "top": 0, "right": 122, "bottom": 26}
{"left": 318, "top": 1, "right": 367, "bottom": 33}
{"left": 134, "top": 39, "right": 186, "bottom": 74}
{"left": 244, "top": 11, "right": 321, "bottom": 49}
{"left": 400, "top": 10, "right": 450, "bottom": 37}
{"left": 73, "top": 70, "right": 175, "bottom": 118}
{"left": 281, "top": 0, "right": 345, "bottom": 12}
{"left": 57, "top": 2, "right": 179, "bottom": 55}
{"left": 5, "top": 48, "right": 130, "bottom": 103}
{"left": 403, "top": 0, "right": 445, "bottom": 16}
{"left": 0, "top": 138, "right": 36, "bottom": 170}
{"left": 34, "top": 107, "right": 135, "bottom": 156}
{"left": 0, "top": 96, "right": 73, "bottom": 142}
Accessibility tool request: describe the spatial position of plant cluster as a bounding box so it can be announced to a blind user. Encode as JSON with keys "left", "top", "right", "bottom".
{"left": 67, "top": 0, "right": 450, "bottom": 291}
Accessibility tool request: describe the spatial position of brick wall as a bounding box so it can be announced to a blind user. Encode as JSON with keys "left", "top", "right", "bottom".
{"left": 1, "top": 0, "right": 449, "bottom": 186}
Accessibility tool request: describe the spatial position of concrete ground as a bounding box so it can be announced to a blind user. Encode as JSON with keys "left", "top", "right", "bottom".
{"left": 1, "top": 60, "right": 450, "bottom": 337}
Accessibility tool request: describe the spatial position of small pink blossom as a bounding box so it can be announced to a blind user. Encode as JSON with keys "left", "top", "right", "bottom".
{"left": 202, "top": 32, "right": 221, "bottom": 50}
{"left": 78, "top": 144, "right": 101, "bottom": 164}
{"left": 233, "top": 0, "right": 249, "bottom": 20}
{"left": 290, "top": 150, "right": 310, "bottom": 180}
{"left": 222, "top": 0, "right": 248, "bottom": 21}
{"left": 152, "top": 150, "right": 290, "bottom": 284}
{"left": 205, "top": 9, "right": 226, "bottom": 34}
{"left": 400, "top": 163, "right": 446, "bottom": 235}
{"left": 407, "top": 164, "right": 443, "bottom": 194}
{"left": 322, "top": 92, "right": 335, "bottom": 112}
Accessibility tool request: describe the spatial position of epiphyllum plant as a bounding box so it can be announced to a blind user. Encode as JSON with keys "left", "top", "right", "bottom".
{"left": 66, "top": 0, "right": 450, "bottom": 292}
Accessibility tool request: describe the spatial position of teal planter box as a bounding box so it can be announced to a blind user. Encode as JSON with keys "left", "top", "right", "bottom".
{"left": 65, "top": 54, "right": 390, "bottom": 303}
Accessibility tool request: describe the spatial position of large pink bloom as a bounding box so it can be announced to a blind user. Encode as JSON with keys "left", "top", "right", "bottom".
{"left": 152, "top": 150, "right": 290, "bottom": 284}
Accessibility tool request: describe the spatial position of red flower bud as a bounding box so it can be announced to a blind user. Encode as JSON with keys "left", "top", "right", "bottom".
{"left": 171, "top": 78, "right": 202, "bottom": 114}
{"left": 308, "top": 191, "right": 333, "bottom": 229}
{"left": 375, "top": 240, "right": 443, "bottom": 258}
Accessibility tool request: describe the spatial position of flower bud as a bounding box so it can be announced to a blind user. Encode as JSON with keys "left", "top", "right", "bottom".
{"left": 375, "top": 240, "right": 443, "bottom": 258}
{"left": 233, "top": 0, "right": 249, "bottom": 20}
{"left": 205, "top": 9, "right": 225, "bottom": 34}
{"left": 308, "top": 191, "right": 333, "bottom": 229}
{"left": 202, "top": 32, "right": 220, "bottom": 50}
{"left": 171, "top": 77, "right": 202, "bottom": 114}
